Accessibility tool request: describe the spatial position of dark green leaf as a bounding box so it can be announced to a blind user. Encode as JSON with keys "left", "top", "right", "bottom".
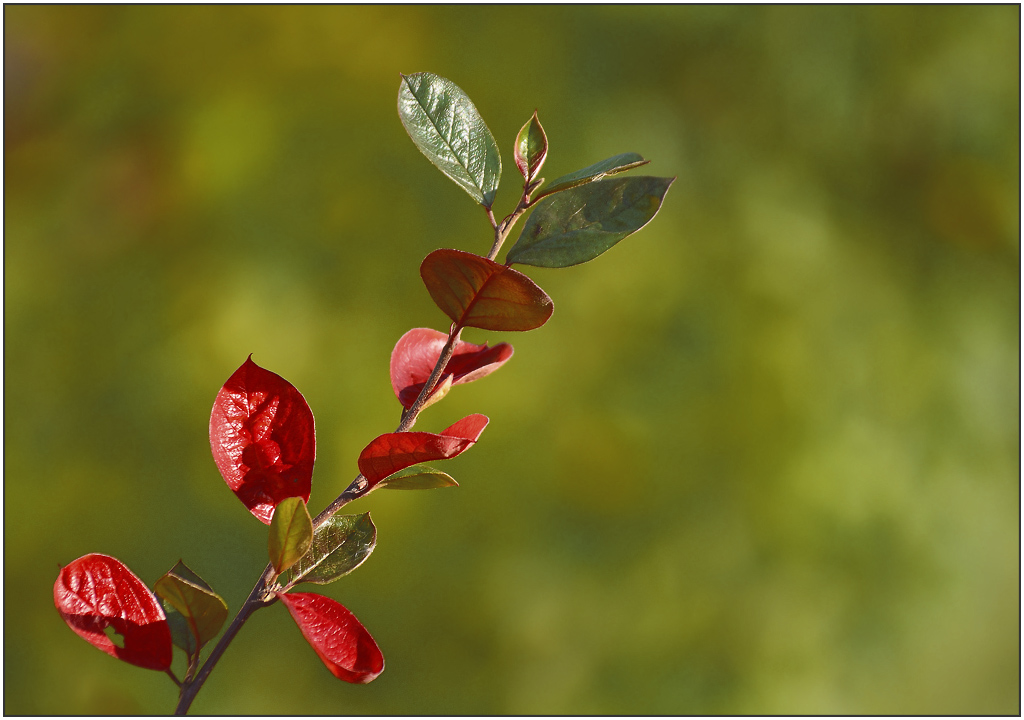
{"left": 376, "top": 464, "right": 458, "bottom": 491}
{"left": 534, "top": 152, "right": 649, "bottom": 200}
{"left": 269, "top": 497, "right": 313, "bottom": 575}
{"left": 287, "top": 513, "right": 377, "bottom": 586}
{"left": 507, "top": 176, "right": 674, "bottom": 268}
{"left": 398, "top": 72, "right": 501, "bottom": 208}
{"left": 161, "top": 602, "right": 197, "bottom": 657}
{"left": 153, "top": 561, "right": 229, "bottom": 656}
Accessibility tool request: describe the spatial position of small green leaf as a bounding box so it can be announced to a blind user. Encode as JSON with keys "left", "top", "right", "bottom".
{"left": 507, "top": 176, "right": 674, "bottom": 268}
{"left": 534, "top": 152, "right": 649, "bottom": 201}
{"left": 161, "top": 602, "right": 198, "bottom": 658}
{"left": 398, "top": 72, "right": 502, "bottom": 208}
{"left": 376, "top": 464, "right": 458, "bottom": 491}
{"left": 269, "top": 497, "right": 313, "bottom": 575}
{"left": 515, "top": 110, "right": 548, "bottom": 185}
{"left": 287, "top": 513, "right": 377, "bottom": 587}
{"left": 153, "top": 561, "right": 229, "bottom": 656}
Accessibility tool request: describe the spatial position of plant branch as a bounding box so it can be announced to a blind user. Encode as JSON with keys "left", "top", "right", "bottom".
{"left": 487, "top": 205, "right": 523, "bottom": 261}
{"left": 174, "top": 323, "right": 467, "bottom": 712}
{"left": 397, "top": 325, "right": 464, "bottom": 431}
{"left": 313, "top": 468, "right": 380, "bottom": 529}
{"left": 486, "top": 182, "right": 535, "bottom": 261}
{"left": 175, "top": 189, "right": 535, "bottom": 714}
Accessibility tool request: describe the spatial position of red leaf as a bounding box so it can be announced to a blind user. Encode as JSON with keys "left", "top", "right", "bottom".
{"left": 278, "top": 592, "right": 384, "bottom": 684}
{"left": 54, "top": 554, "right": 173, "bottom": 671}
{"left": 390, "top": 328, "right": 514, "bottom": 409}
{"left": 210, "top": 356, "right": 315, "bottom": 524}
{"left": 357, "top": 413, "right": 489, "bottom": 487}
{"left": 420, "top": 249, "right": 553, "bottom": 331}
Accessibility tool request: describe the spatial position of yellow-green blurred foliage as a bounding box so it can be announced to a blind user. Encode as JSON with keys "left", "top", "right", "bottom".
{"left": 5, "top": 5, "right": 1019, "bottom": 715}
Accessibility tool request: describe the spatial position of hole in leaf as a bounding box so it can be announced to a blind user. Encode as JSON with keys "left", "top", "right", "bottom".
{"left": 104, "top": 625, "right": 125, "bottom": 649}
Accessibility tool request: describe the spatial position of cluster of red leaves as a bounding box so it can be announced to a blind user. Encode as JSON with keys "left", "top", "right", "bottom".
{"left": 56, "top": 332, "right": 506, "bottom": 686}
{"left": 55, "top": 208, "right": 556, "bottom": 687}
{"left": 53, "top": 71, "right": 674, "bottom": 705}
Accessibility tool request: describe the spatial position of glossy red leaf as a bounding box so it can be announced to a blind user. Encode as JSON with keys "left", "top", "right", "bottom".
{"left": 357, "top": 413, "right": 488, "bottom": 487}
{"left": 54, "top": 554, "right": 173, "bottom": 671}
{"left": 210, "top": 356, "right": 315, "bottom": 524}
{"left": 278, "top": 592, "right": 384, "bottom": 684}
{"left": 390, "top": 327, "right": 514, "bottom": 409}
{"left": 420, "top": 249, "right": 553, "bottom": 331}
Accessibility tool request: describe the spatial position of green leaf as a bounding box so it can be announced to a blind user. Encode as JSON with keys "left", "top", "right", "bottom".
{"left": 534, "top": 152, "right": 650, "bottom": 200}
{"left": 398, "top": 72, "right": 502, "bottom": 208}
{"left": 161, "top": 602, "right": 197, "bottom": 658}
{"left": 420, "top": 249, "right": 553, "bottom": 331}
{"left": 507, "top": 176, "right": 674, "bottom": 268}
{"left": 153, "top": 561, "right": 229, "bottom": 656}
{"left": 268, "top": 497, "right": 313, "bottom": 575}
{"left": 376, "top": 464, "right": 458, "bottom": 491}
{"left": 286, "top": 512, "right": 377, "bottom": 586}
{"left": 515, "top": 110, "right": 548, "bottom": 185}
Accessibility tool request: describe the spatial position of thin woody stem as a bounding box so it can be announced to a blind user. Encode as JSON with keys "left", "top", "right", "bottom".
{"left": 397, "top": 325, "right": 463, "bottom": 431}
{"left": 484, "top": 205, "right": 499, "bottom": 231}
{"left": 174, "top": 564, "right": 277, "bottom": 715}
{"left": 486, "top": 182, "right": 534, "bottom": 261}
{"left": 487, "top": 205, "right": 524, "bottom": 261}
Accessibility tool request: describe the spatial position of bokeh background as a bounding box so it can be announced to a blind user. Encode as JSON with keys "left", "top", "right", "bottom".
{"left": 5, "top": 5, "right": 1020, "bottom": 715}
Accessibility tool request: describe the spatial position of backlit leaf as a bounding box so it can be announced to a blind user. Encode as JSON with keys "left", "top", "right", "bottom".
{"left": 269, "top": 497, "right": 314, "bottom": 575}
{"left": 398, "top": 72, "right": 501, "bottom": 208}
{"left": 420, "top": 249, "right": 553, "bottom": 331}
{"left": 515, "top": 110, "right": 548, "bottom": 184}
{"left": 376, "top": 464, "right": 458, "bottom": 491}
{"left": 279, "top": 592, "right": 384, "bottom": 684}
{"left": 414, "top": 373, "right": 454, "bottom": 414}
{"left": 210, "top": 356, "right": 315, "bottom": 524}
{"left": 390, "top": 327, "right": 514, "bottom": 409}
{"left": 162, "top": 602, "right": 198, "bottom": 658}
{"left": 54, "top": 554, "right": 173, "bottom": 671}
{"left": 533, "top": 152, "right": 649, "bottom": 200}
{"left": 358, "top": 413, "right": 488, "bottom": 488}
{"left": 287, "top": 512, "right": 377, "bottom": 587}
{"left": 154, "top": 561, "right": 228, "bottom": 656}
{"left": 507, "top": 176, "right": 675, "bottom": 268}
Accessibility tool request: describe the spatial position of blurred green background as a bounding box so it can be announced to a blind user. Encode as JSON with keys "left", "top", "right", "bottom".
{"left": 5, "top": 5, "right": 1019, "bottom": 715}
